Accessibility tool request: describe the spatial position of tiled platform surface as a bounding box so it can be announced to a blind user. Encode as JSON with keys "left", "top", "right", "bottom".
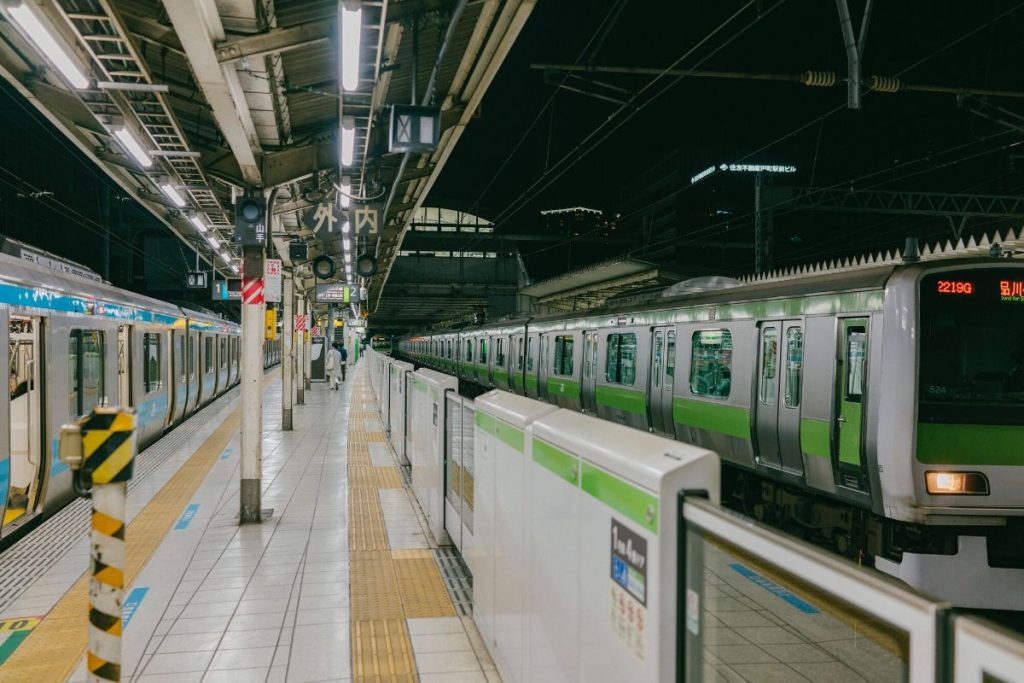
{"left": 0, "top": 362, "right": 498, "bottom": 682}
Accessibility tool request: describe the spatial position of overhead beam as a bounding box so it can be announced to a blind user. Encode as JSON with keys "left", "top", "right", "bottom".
{"left": 215, "top": 19, "right": 334, "bottom": 64}
{"left": 778, "top": 186, "right": 1024, "bottom": 218}
{"left": 122, "top": 12, "right": 185, "bottom": 55}
{"left": 163, "top": 1, "right": 263, "bottom": 186}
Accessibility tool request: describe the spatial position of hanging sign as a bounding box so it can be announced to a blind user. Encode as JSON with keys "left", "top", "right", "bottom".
{"left": 265, "top": 259, "right": 282, "bottom": 303}
{"left": 353, "top": 203, "right": 381, "bottom": 238}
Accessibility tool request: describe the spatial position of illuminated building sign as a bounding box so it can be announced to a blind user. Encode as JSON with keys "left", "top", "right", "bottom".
{"left": 1000, "top": 280, "right": 1024, "bottom": 302}
{"left": 691, "top": 162, "right": 797, "bottom": 185}
{"left": 936, "top": 280, "right": 974, "bottom": 295}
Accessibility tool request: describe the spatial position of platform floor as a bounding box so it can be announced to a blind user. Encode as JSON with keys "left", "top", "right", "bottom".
{"left": 0, "top": 363, "right": 498, "bottom": 682}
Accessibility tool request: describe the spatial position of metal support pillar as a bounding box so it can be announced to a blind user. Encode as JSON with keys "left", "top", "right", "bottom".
{"left": 304, "top": 299, "right": 312, "bottom": 390}
{"left": 754, "top": 173, "right": 774, "bottom": 274}
{"left": 836, "top": 0, "right": 872, "bottom": 110}
{"left": 240, "top": 246, "right": 264, "bottom": 524}
{"left": 282, "top": 272, "right": 294, "bottom": 430}
{"left": 296, "top": 292, "right": 305, "bottom": 405}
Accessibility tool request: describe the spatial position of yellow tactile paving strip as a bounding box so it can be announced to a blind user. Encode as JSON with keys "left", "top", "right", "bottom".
{"left": 348, "top": 375, "right": 455, "bottom": 683}
{"left": 0, "top": 404, "right": 243, "bottom": 683}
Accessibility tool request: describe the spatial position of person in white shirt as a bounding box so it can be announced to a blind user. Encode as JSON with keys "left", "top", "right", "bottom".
{"left": 326, "top": 343, "right": 343, "bottom": 390}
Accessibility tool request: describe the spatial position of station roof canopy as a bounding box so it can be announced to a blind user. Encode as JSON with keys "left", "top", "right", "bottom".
{"left": 0, "top": 0, "right": 534, "bottom": 308}
{"left": 519, "top": 257, "right": 684, "bottom": 312}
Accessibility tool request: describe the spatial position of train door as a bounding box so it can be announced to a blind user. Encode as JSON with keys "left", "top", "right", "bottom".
{"left": 649, "top": 326, "right": 676, "bottom": 435}
{"left": 581, "top": 331, "right": 598, "bottom": 413}
{"left": 5, "top": 316, "right": 42, "bottom": 528}
{"left": 118, "top": 325, "right": 132, "bottom": 406}
{"left": 754, "top": 320, "right": 806, "bottom": 474}
{"left": 537, "top": 334, "right": 550, "bottom": 400}
{"left": 836, "top": 318, "right": 869, "bottom": 489}
{"left": 754, "top": 322, "right": 784, "bottom": 468}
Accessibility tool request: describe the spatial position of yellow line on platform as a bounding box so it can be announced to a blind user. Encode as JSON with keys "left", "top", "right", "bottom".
{"left": 348, "top": 371, "right": 455, "bottom": 683}
{"left": 0, "top": 398, "right": 247, "bottom": 682}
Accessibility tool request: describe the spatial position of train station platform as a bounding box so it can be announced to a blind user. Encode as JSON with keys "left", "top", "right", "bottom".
{"left": 0, "top": 362, "right": 497, "bottom": 682}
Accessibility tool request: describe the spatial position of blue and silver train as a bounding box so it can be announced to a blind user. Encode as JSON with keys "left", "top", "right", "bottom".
{"left": 0, "top": 237, "right": 278, "bottom": 540}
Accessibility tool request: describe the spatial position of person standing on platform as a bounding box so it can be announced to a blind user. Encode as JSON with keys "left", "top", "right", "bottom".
{"left": 327, "top": 343, "right": 343, "bottom": 391}
{"left": 340, "top": 344, "right": 349, "bottom": 382}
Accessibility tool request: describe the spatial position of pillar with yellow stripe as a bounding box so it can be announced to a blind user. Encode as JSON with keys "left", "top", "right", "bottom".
{"left": 61, "top": 407, "right": 137, "bottom": 683}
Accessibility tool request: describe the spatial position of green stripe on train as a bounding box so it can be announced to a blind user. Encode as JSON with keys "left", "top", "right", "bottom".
{"left": 917, "top": 423, "right": 1024, "bottom": 466}
{"left": 673, "top": 398, "right": 749, "bottom": 439}
{"left": 800, "top": 419, "right": 830, "bottom": 458}
{"left": 526, "top": 375, "right": 539, "bottom": 393}
{"left": 546, "top": 376, "right": 579, "bottom": 397}
{"left": 596, "top": 385, "right": 646, "bottom": 415}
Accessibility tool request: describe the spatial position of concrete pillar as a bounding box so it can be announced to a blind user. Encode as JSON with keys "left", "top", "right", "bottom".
{"left": 240, "top": 247, "right": 264, "bottom": 524}
{"left": 304, "top": 299, "right": 312, "bottom": 390}
{"left": 282, "top": 272, "right": 294, "bottom": 430}
{"left": 296, "top": 291, "right": 305, "bottom": 405}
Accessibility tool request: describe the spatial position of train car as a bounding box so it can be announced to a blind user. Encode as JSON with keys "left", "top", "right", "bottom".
{"left": 400, "top": 253, "right": 1024, "bottom": 608}
{"left": 0, "top": 237, "right": 258, "bottom": 544}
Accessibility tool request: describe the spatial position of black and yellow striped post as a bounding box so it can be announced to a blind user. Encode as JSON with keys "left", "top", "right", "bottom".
{"left": 59, "top": 407, "right": 137, "bottom": 683}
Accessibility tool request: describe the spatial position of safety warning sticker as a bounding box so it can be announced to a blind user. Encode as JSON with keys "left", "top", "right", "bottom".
{"left": 610, "top": 518, "right": 648, "bottom": 660}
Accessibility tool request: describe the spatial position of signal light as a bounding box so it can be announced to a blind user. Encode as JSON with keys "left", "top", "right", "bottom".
{"left": 234, "top": 193, "right": 266, "bottom": 246}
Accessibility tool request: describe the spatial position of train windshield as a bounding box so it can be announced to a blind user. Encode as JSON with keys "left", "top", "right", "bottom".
{"left": 919, "top": 268, "right": 1024, "bottom": 424}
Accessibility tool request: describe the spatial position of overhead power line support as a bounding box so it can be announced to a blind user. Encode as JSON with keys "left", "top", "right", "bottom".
{"left": 835, "top": 0, "right": 873, "bottom": 109}
{"left": 282, "top": 272, "right": 294, "bottom": 430}
{"left": 778, "top": 187, "right": 1024, "bottom": 219}
{"left": 240, "top": 245, "right": 265, "bottom": 524}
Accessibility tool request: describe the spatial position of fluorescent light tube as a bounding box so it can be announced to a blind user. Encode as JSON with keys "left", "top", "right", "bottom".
{"left": 113, "top": 126, "right": 152, "bottom": 168}
{"left": 341, "top": 2, "right": 362, "bottom": 92}
{"left": 343, "top": 238, "right": 351, "bottom": 251}
{"left": 340, "top": 176, "right": 351, "bottom": 208}
{"left": 230, "top": 265, "right": 239, "bottom": 274}
{"left": 342, "top": 220, "right": 351, "bottom": 234}
{"left": 189, "top": 215, "right": 207, "bottom": 233}
{"left": 341, "top": 116, "right": 355, "bottom": 166}
{"left": 160, "top": 182, "right": 186, "bottom": 207}
{"left": 219, "top": 250, "right": 230, "bottom": 262}
{"left": 208, "top": 235, "right": 221, "bottom": 248}
{"left": 7, "top": 1, "right": 89, "bottom": 89}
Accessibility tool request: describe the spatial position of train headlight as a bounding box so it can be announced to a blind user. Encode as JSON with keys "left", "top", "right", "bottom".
{"left": 925, "top": 471, "right": 990, "bottom": 495}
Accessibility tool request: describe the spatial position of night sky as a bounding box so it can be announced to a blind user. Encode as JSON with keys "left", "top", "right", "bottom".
{"left": 3, "top": 1, "right": 1024, "bottom": 295}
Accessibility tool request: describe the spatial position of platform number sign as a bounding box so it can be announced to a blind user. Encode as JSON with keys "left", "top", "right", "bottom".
{"left": 185, "top": 271, "right": 208, "bottom": 289}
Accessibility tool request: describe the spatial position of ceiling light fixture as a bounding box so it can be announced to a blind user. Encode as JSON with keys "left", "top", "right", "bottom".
{"left": 160, "top": 181, "right": 186, "bottom": 208}
{"left": 341, "top": 220, "right": 351, "bottom": 234}
{"left": 5, "top": 0, "right": 90, "bottom": 89}
{"left": 341, "top": 116, "right": 355, "bottom": 166}
{"left": 339, "top": 176, "right": 351, "bottom": 208}
{"left": 219, "top": 250, "right": 230, "bottom": 262}
{"left": 112, "top": 126, "right": 153, "bottom": 168}
{"left": 230, "top": 264, "right": 240, "bottom": 274}
{"left": 189, "top": 215, "right": 208, "bottom": 233}
{"left": 208, "top": 235, "right": 221, "bottom": 248}
{"left": 343, "top": 237, "right": 351, "bottom": 251}
{"left": 340, "top": 1, "right": 362, "bottom": 92}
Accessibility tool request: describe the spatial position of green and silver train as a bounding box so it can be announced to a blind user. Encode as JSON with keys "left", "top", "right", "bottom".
{"left": 399, "top": 254, "right": 1024, "bottom": 608}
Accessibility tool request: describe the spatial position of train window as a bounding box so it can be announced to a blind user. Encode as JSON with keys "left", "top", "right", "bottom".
{"left": 652, "top": 334, "right": 663, "bottom": 388}
{"left": 516, "top": 338, "right": 524, "bottom": 370}
{"left": 69, "top": 330, "right": 106, "bottom": 416}
{"left": 759, "top": 328, "right": 779, "bottom": 405}
{"left": 496, "top": 338, "right": 505, "bottom": 367}
{"left": 846, "top": 327, "right": 866, "bottom": 402}
{"left": 666, "top": 331, "right": 676, "bottom": 390}
{"left": 553, "top": 335, "right": 574, "bottom": 376}
{"left": 143, "top": 333, "right": 162, "bottom": 392}
{"left": 690, "top": 329, "right": 733, "bottom": 398}
{"left": 179, "top": 336, "right": 186, "bottom": 382}
{"left": 188, "top": 335, "right": 195, "bottom": 379}
{"left": 204, "top": 338, "right": 213, "bottom": 374}
{"left": 605, "top": 333, "right": 637, "bottom": 385}
{"left": 479, "top": 339, "right": 488, "bottom": 364}
{"left": 220, "top": 338, "right": 227, "bottom": 368}
{"left": 583, "top": 335, "right": 593, "bottom": 379}
{"left": 465, "top": 339, "right": 473, "bottom": 363}
{"left": 785, "top": 328, "right": 804, "bottom": 408}
{"left": 527, "top": 337, "right": 535, "bottom": 372}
